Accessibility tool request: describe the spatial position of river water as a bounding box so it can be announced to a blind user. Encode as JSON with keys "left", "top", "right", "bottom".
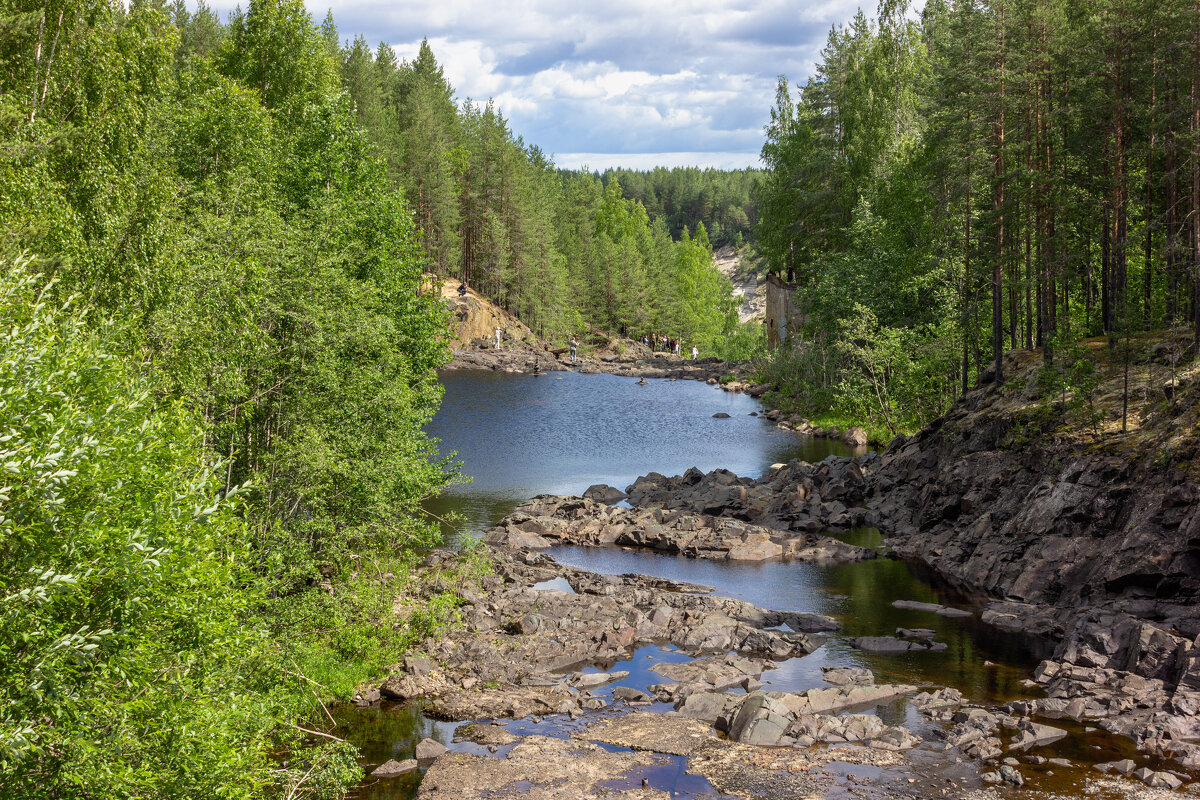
{"left": 336, "top": 369, "right": 1135, "bottom": 798}
{"left": 423, "top": 369, "right": 849, "bottom": 533}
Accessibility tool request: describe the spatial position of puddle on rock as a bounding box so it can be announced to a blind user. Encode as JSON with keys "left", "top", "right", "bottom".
{"left": 546, "top": 538, "right": 1051, "bottom": 705}
{"left": 530, "top": 576, "right": 575, "bottom": 593}
{"left": 598, "top": 754, "right": 737, "bottom": 798}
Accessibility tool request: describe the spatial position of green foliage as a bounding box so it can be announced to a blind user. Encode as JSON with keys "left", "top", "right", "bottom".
{"left": 709, "top": 318, "right": 767, "bottom": 362}
{"left": 0, "top": 0, "right": 463, "bottom": 795}
{"left": 755, "top": 0, "right": 1200, "bottom": 433}
{"left": 595, "top": 166, "right": 759, "bottom": 249}
{"left": 1036, "top": 341, "right": 1104, "bottom": 433}
{"left": 327, "top": 37, "right": 745, "bottom": 349}
{"left": 0, "top": 262, "right": 269, "bottom": 799}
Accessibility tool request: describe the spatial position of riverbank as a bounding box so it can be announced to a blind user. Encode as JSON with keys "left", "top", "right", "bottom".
{"left": 353, "top": 537, "right": 1193, "bottom": 798}
{"left": 343, "top": 342, "right": 1200, "bottom": 798}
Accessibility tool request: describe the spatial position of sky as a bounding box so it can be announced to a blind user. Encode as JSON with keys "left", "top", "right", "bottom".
{"left": 220, "top": 0, "right": 880, "bottom": 170}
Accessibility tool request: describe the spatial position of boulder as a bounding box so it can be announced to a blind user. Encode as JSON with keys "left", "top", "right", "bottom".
{"left": 676, "top": 692, "right": 740, "bottom": 729}
{"left": 611, "top": 686, "right": 651, "bottom": 704}
{"left": 849, "top": 636, "right": 947, "bottom": 653}
{"left": 379, "top": 671, "right": 448, "bottom": 701}
{"left": 1139, "top": 770, "right": 1183, "bottom": 789}
{"left": 372, "top": 758, "right": 419, "bottom": 777}
{"left": 569, "top": 670, "right": 630, "bottom": 689}
{"left": 482, "top": 527, "right": 551, "bottom": 549}
{"left": 821, "top": 666, "right": 875, "bottom": 687}
{"left": 415, "top": 738, "right": 448, "bottom": 765}
{"left": 843, "top": 427, "right": 869, "bottom": 447}
{"left": 1097, "top": 759, "right": 1137, "bottom": 775}
{"left": 1008, "top": 720, "right": 1068, "bottom": 751}
{"left": 728, "top": 693, "right": 791, "bottom": 745}
{"left": 582, "top": 484, "right": 627, "bottom": 504}
{"left": 405, "top": 657, "right": 435, "bottom": 676}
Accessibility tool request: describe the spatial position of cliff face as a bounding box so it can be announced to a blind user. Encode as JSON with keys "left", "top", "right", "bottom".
{"left": 868, "top": 344, "right": 1200, "bottom": 642}
{"left": 431, "top": 276, "right": 537, "bottom": 346}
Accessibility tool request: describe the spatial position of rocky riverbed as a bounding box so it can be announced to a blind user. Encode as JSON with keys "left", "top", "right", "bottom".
{"left": 347, "top": 535, "right": 1198, "bottom": 799}
{"left": 345, "top": 349, "right": 1200, "bottom": 798}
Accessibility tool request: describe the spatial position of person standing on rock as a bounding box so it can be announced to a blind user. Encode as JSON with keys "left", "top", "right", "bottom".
{"left": 494, "top": 327, "right": 502, "bottom": 350}
{"left": 692, "top": 345, "right": 698, "bottom": 361}
{"left": 569, "top": 336, "right": 578, "bottom": 362}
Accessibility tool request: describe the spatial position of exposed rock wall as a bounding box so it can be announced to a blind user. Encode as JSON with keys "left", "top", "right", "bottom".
{"left": 432, "top": 275, "right": 536, "bottom": 346}
{"left": 763, "top": 274, "right": 798, "bottom": 350}
{"left": 712, "top": 246, "right": 765, "bottom": 323}
{"left": 868, "top": 385, "right": 1200, "bottom": 642}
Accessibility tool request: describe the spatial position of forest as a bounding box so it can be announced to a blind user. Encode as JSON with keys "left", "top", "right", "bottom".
{"left": 595, "top": 166, "right": 759, "bottom": 250}
{"left": 0, "top": 0, "right": 763, "bottom": 796}
{"left": 756, "top": 0, "right": 1200, "bottom": 436}
{"left": 9, "top": 0, "right": 1196, "bottom": 793}
{"left": 330, "top": 29, "right": 752, "bottom": 350}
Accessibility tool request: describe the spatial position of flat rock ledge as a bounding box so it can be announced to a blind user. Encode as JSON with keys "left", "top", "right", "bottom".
{"left": 486, "top": 495, "right": 877, "bottom": 564}
{"left": 415, "top": 735, "right": 671, "bottom": 799}
{"left": 370, "top": 548, "right": 1200, "bottom": 798}
{"left": 374, "top": 548, "right": 833, "bottom": 721}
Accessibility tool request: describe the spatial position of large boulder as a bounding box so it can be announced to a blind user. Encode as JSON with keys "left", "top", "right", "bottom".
{"left": 372, "top": 759, "right": 419, "bottom": 777}
{"left": 727, "top": 693, "right": 791, "bottom": 745}
{"left": 583, "top": 484, "right": 627, "bottom": 504}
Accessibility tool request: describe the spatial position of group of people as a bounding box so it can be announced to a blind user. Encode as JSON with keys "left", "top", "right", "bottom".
{"left": 642, "top": 333, "right": 679, "bottom": 354}
{"left": 642, "top": 334, "right": 697, "bottom": 360}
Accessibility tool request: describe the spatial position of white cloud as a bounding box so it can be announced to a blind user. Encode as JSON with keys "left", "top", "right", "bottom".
{"left": 207, "top": 0, "right": 906, "bottom": 169}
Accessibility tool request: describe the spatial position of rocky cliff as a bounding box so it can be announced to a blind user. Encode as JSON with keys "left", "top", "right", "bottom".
{"left": 713, "top": 245, "right": 764, "bottom": 323}
{"left": 869, "top": 345, "right": 1200, "bottom": 642}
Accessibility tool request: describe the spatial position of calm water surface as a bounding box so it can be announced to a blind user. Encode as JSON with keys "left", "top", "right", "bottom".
{"left": 424, "top": 369, "right": 851, "bottom": 535}
{"left": 340, "top": 369, "right": 1122, "bottom": 799}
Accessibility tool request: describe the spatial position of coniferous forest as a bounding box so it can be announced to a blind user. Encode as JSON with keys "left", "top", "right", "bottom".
{"left": 3, "top": 0, "right": 1200, "bottom": 796}
{"left": 755, "top": 0, "right": 1200, "bottom": 435}
{"left": 331, "top": 29, "right": 750, "bottom": 348}
{"left": 0, "top": 0, "right": 755, "bottom": 795}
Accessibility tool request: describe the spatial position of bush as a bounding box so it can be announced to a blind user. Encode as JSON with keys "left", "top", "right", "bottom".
{"left": 0, "top": 261, "right": 280, "bottom": 799}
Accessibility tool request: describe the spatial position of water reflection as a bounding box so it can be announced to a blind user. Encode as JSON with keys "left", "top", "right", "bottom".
{"left": 425, "top": 370, "right": 856, "bottom": 537}
{"left": 545, "top": 541, "right": 1050, "bottom": 705}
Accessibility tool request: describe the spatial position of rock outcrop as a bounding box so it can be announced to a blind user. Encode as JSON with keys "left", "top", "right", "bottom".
{"left": 676, "top": 685, "right": 919, "bottom": 749}
{"left": 868, "top": 373, "right": 1200, "bottom": 642}
{"left": 488, "top": 493, "right": 877, "bottom": 565}
{"left": 376, "top": 550, "right": 830, "bottom": 722}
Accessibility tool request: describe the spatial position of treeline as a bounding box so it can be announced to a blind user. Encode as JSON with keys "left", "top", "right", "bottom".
{"left": 329, "top": 31, "right": 745, "bottom": 348}
{"left": 756, "top": 0, "right": 1200, "bottom": 434}
{"left": 595, "top": 167, "right": 759, "bottom": 250}
{"left": 0, "top": 0, "right": 457, "bottom": 796}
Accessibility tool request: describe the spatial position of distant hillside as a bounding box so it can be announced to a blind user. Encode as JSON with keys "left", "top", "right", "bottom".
{"left": 567, "top": 167, "right": 759, "bottom": 250}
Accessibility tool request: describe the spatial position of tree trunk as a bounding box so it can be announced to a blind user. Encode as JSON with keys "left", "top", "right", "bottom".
{"left": 1192, "top": 1, "right": 1200, "bottom": 351}
{"left": 993, "top": 0, "right": 1007, "bottom": 383}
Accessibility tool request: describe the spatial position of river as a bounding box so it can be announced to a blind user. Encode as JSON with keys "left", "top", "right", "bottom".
{"left": 335, "top": 369, "right": 1136, "bottom": 799}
